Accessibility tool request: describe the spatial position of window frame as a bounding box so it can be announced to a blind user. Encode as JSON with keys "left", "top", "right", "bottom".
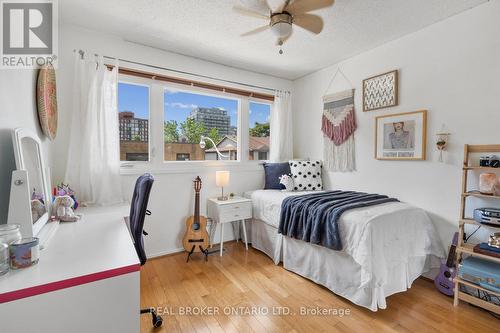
{"left": 248, "top": 100, "right": 273, "bottom": 162}
{"left": 117, "top": 76, "right": 152, "bottom": 165}
{"left": 118, "top": 74, "right": 273, "bottom": 174}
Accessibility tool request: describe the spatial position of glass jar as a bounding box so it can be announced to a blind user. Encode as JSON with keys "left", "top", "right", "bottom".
{"left": 0, "top": 243, "right": 9, "bottom": 276}
{"left": 10, "top": 237, "right": 39, "bottom": 269}
{"left": 0, "top": 224, "right": 22, "bottom": 245}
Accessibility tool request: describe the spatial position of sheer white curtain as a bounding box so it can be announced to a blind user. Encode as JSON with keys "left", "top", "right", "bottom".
{"left": 270, "top": 90, "right": 293, "bottom": 162}
{"left": 65, "top": 52, "right": 123, "bottom": 205}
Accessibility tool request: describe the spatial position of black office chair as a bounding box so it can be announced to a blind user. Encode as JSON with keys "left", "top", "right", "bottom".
{"left": 129, "top": 173, "right": 163, "bottom": 328}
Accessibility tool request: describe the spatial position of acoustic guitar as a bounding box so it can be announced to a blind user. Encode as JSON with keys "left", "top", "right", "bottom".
{"left": 182, "top": 176, "right": 209, "bottom": 262}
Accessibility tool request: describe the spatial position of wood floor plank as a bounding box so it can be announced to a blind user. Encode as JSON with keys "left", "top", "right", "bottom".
{"left": 141, "top": 243, "right": 500, "bottom": 333}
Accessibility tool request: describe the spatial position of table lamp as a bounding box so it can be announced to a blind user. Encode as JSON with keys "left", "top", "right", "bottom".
{"left": 216, "top": 171, "right": 230, "bottom": 201}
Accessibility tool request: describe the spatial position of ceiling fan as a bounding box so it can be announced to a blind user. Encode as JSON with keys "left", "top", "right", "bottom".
{"left": 234, "top": 0, "right": 335, "bottom": 53}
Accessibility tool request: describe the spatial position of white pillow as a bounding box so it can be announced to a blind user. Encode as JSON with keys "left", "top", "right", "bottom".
{"left": 289, "top": 160, "right": 323, "bottom": 191}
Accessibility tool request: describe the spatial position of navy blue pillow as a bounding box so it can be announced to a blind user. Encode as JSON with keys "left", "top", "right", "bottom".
{"left": 263, "top": 162, "right": 291, "bottom": 190}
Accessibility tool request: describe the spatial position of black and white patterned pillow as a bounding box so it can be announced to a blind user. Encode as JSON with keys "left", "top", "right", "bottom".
{"left": 289, "top": 160, "right": 323, "bottom": 191}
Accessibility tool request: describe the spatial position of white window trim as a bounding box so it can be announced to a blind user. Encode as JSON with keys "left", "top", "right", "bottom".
{"left": 118, "top": 74, "right": 273, "bottom": 174}
{"left": 118, "top": 76, "right": 152, "bottom": 165}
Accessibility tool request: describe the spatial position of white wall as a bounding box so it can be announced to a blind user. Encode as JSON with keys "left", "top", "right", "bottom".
{"left": 55, "top": 24, "right": 293, "bottom": 257}
{"left": 293, "top": 1, "right": 500, "bottom": 248}
{"left": 0, "top": 70, "right": 52, "bottom": 224}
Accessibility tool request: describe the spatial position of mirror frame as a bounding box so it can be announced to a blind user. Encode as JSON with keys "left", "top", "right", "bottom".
{"left": 11, "top": 128, "right": 52, "bottom": 236}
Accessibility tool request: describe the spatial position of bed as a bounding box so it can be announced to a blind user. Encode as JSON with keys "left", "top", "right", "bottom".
{"left": 244, "top": 190, "right": 445, "bottom": 311}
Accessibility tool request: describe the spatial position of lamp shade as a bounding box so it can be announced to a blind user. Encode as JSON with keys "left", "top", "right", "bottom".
{"left": 216, "top": 171, "right": 230, "bottom": 187}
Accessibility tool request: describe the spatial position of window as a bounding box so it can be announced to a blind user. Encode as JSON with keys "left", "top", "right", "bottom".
{"left": 118, "top": 82, "right": 150, "bottom": 161}
{"left": 118, "top": 73, "right": 273, "bottom": 168}
{"left": 249, "top": 101, "right": 271, "bottom": 161}
{"left": 164, "top": 89, "right": 239, "bottom": 161}
{"left": 176, "top": 153, "right": 190, "bottom": 161}
{"left": 126, "top": 153, "right": 149, "bottom": 161}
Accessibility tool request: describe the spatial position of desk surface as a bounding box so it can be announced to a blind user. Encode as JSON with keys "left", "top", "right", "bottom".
{"left": 0, "top": 204, "right": 140, "bottom": 303}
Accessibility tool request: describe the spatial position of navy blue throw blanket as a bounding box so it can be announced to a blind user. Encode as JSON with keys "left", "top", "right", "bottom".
{"left": 278, "top": 191, "right": 399, "bottom": 250}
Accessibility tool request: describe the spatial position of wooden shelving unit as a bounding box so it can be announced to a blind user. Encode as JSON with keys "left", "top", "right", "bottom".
{"left": 454, "top": 144, "right": 500, "bottom": 314}
{"left": 463, "top": 166, "right": 500, "bottom": 171}
{"left": 462, "top": 192, "right": 500, "bottom": 200}
{"left": 460, "top": 218, "right": 500, "bottom": 230}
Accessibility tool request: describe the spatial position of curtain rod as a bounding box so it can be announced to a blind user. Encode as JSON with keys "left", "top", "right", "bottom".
{"left": 74, "top": 49, "right": 284, "bottom": 94}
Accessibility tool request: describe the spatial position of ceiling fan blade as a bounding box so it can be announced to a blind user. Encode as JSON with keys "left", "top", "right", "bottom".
{"left": 239, "top": 0, "right": 272, "bottom": 15}
{"left": 287, "top": 0, "right": 334, "bottom": 15}
{"left": 293, "top": 13, "right": 323, "bottom": 34}
{"left": 241, "top": 25, "right": 270, "bottom": 37}
{"left": 233, "top": 6, "right": 269, "bottom": 20}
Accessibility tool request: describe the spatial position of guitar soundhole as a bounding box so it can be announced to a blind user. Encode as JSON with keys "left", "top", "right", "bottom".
{"left": 192, "top": 223, "right": 200, "bottom": 231}
{"left": 444, "top": 271, "right": 451, "bottom": 278}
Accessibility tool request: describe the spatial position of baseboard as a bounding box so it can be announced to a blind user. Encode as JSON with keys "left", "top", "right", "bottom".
{"left": 419, "top": 276, "right": 434, "bottom": 283}
{"left": 147, "top": 248, "right": 184, "bottom": 259}
{"left": 147, "top": 240, "right": 244, "bottom": 261}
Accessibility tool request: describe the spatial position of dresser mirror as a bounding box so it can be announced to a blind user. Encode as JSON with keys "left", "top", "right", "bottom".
{"left": 8, "top": 128, "right": 52, "bottom": 238}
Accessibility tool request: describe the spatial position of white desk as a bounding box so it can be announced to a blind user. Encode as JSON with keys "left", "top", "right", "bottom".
{"left": 0, "top": 204, "right": 140, "bottom": 333}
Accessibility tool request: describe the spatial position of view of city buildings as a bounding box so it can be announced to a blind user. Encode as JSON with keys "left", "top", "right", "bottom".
{"left": 188, "top": 107, "right": 236, "bottom": 137}
{"left": 118, "top": 84, "right": 271, "bottom": 162}
{"left": 119, "top": 111, "right": 149, "bottom": 161}
{"left": 119, "top": 111, "right": 149, "bottom": 141}
{"left": 118, "top": 108, "right": 269, "bottom": 162}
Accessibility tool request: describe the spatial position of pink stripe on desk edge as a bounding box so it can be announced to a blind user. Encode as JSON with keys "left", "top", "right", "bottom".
{"left": 0, "top": 264, "right": 140, "bottom": 304}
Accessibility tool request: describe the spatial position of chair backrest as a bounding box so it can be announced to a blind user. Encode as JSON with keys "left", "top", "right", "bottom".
{"left": 129, "top": 173, "right": 154, "bottom": 266}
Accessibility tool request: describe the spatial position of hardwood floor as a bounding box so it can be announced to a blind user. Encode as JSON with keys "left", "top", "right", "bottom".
{"left": 140, "top": 242, "right": 500, "bottom": 333}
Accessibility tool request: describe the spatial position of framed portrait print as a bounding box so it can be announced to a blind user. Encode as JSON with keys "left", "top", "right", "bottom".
{"left": 363, "top": 70, "right": 398, "bottom": 112}
{"left": 375, "top": 110, "right": 427, "bottom": 160}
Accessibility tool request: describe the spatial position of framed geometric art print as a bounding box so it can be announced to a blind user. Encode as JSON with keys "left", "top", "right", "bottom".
{"left": 362, "top": 70, "right": 398, "bottom": 112}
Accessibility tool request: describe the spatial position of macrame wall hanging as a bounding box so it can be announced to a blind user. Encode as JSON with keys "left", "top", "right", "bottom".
{"left": 321, "top": 68, "right": 356, "bottom": 172}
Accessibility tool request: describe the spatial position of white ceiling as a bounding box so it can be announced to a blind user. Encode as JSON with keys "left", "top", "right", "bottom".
{"left": 60, "top": 0, "right": 488, "bottom": 80}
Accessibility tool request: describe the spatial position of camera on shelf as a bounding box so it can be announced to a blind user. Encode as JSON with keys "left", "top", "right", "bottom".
{"left": 480, "top": 155, "right": 500, "bottom": 168}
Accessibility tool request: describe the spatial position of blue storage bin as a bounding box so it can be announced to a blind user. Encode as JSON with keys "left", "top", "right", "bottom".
{"left": 458, "top": 256, "right": 500, "bottom": 293}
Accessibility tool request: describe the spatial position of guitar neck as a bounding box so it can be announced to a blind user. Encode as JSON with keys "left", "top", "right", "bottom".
{"left": 194, "top": 192, "right": 200, "bottom": 223}
{"left": 446, "top": 245, "right": 457, "bottom": 267}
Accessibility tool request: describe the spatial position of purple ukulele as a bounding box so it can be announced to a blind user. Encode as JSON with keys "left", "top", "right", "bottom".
{"left": 434, "top": 232, "right": 459, "bottom": 296}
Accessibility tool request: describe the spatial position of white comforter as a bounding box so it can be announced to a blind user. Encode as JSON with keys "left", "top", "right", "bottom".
{"left": 245, "top": 190, "right": 445, "bottom": 288}
{"left": 245, "top": 190, "right": 312, "bottom": 228}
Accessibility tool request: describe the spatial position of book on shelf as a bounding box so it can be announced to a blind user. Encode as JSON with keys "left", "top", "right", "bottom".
{"left": 473, "top": 243, "right": 500, "bottom": 258}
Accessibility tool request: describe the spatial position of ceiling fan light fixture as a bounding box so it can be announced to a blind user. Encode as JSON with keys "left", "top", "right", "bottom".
{"left": 271, "top": 21, "right": 292, "bottom": 38}
{"left": 270, "top": 13, "right": 293, "bottom": 38}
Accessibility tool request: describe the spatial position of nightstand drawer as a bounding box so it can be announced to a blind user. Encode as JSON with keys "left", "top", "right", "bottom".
{"left": 219, "top": 202, "right": 252, "bottom": 222}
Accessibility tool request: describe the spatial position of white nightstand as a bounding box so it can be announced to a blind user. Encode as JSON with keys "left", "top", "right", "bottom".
{"left": 207, "top": 197, "right": 252, "bottom": 256}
